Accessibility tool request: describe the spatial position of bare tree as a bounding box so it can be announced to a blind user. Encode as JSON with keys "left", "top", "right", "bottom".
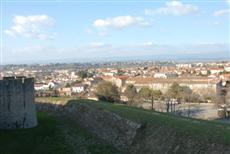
{"left": 124, "top": 84, "right": 137, "bottom": 105}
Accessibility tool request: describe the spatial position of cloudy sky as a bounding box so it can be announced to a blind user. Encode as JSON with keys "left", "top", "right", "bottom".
{"left": 1, "top": 0, "right": 230, "bottom": 64}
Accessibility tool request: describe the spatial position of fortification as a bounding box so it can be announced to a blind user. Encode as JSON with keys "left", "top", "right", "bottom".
{"left": 0, "top": 76, "right": 37, "bottom": 129}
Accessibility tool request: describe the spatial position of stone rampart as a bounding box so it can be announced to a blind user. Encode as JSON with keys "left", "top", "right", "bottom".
{"left": 0, "top": 77, "right": 37, "bottom": 129}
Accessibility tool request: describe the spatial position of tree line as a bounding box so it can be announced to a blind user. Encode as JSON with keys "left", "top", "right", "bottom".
{"left": 95, "top": 81, "right": 204, "bottom": 108}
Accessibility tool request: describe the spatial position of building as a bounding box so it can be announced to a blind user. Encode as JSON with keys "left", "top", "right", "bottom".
{"left": 0, "top": 76, "right": 37, "bottom": 129}
{"left": 101, "top": 76, "right": 129, "bottom": 89}
{"left": 176, "top": 64, "right": 192, "bottom": 68}
{"left": 220, "top": 74, "right": 230, "bottom": 80}
{"left": 216, "top": 80, "right": 230, "bottom": 104}
{"left": 34, "top": 82, "right": 48, "bottom": 91}
{"left": 224, "top": 66, "right": 230, "bottom": 72}
{"left": 209, "top": 68, "right": 224, "bottom": 75}
{"left": 154, "top": 73, "right": 178, "bottom": 79}
{"left": 154, "top": 73, "right": 167, "bottom": 79}
{"left": 126, "top": 76, "right": 217, "bottom": 94}
{"left": 72, "top": 84, "right": 87, "bottom": 93}
{"left": 58, "top": 87, "right": 72, "bottom": 96}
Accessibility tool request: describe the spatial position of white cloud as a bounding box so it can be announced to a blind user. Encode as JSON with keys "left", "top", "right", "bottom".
{"left": 227, "top": 0, "right": 230, "bottom": 4}
{"left": 213, "top": 9, "right": 230, "bottom": 16}
{"left": 4, "top": 42, "right": 229, "bottom": 64}
{"left": 93, "top": 15, "right": 151, "bottom": 30}
{"left": 5, "top": 15, "right": 56, "bottom": 40}
{"left": 142, "top": 41, "right": 153, "bottom": 46}
{"left": 89, "top": 42, "right": 108, "bottom": 47}
{"left": 145, "top": 1, "right": 199, "bottom": 16}
{"left": 213, "top": 21, "right": 220, "bottom": 25}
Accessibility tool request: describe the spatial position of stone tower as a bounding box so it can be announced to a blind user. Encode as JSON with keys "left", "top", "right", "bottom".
{"left": 0, "top": 76, "right": 37, "bottom": 129}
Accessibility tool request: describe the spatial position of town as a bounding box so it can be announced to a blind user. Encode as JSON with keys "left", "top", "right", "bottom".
{"left": 1, "top": 60, "right": 230, "bottom": 120}
{"left": 1, "top": 0, "right": 230, "bottom": 153}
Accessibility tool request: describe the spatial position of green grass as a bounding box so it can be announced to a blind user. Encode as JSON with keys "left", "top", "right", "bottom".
{"left": 0, "top": 112, "right": 119, "bottom": 154}
{"left": 36, "top": 97, "right": 74, "bottom": 104}
{"left": 8, "top": 97, "right": 229, "bottom": 153}
{"left": 66, "top": 99, "right": 230, "bottom": 145}
{"left": 0, "top": 112, "right": 71, "bottom": 154}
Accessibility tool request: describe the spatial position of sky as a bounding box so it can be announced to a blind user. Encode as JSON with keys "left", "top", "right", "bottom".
{"left": 1, "top": 0, "right": 230, "bottom": 64}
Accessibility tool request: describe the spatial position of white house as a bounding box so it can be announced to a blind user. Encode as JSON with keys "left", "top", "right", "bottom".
{"left": 154, "top": 73, "right": 178, "bottom": 79}
{"left": 154, "top": 73, "right": 167, "bottom": 79}
{"left": 48, "top": 81, "right": 58, "bottom": 89}
{"left": 201, "top": 69, "right": 208, "bottom": 75}
{"left": 72, "top": 84, "right": 86, "bottom": 93}
{"left": 34, "top": 83, "right": 49, "bottom": 91}
{"left": 224, "top": 66, "right": 230, "bottom": 72}
{"left": 176, "top": 64, "right": 192, "bottom": 68}
{"left": 209, "top": 68, "right": 224, "bottom": 75}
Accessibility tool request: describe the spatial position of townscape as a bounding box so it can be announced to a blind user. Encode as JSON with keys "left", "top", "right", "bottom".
{"left": 1, "top": 60, "right": 230, "bottom": 120}
{"left": 1, "top": 0, "right": 230, "bottom": 153}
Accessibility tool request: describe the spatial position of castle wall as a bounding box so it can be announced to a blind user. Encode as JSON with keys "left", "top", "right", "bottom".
{"left": 0, "top": 77, "right": 37, "bottom": 129}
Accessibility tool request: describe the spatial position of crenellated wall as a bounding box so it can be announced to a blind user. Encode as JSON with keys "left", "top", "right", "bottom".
{"left": 0, "top": 77, "right": 37, "bottom": 129}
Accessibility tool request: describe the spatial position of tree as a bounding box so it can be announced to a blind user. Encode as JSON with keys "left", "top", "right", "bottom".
{"left": 166, "top": 82, "right": 193, "bottom": 102}
{"left": 138, "top": 87, "right": 162, "bottom": 110}
{"left": 65, "top": 83, "right": 71, "bottom": 88}
{"left": 124, "top": 84, "right": 137, "bottom": 104}
{"left": 87, "top": 72, "right": 94, "bottom": 78}
{"left": 166, "top": 83, "right": 195, "bottom": 116}
{"left": 166, "top": 82, "right": 182, "bottom": 99}
{"left": 150, "top": 90, "right": 162, "bottom": 110}
{"left": 180, "top": 86, "right": 193, "bottom": 102}
{"left": 77, "top": 70, "right": 88, "bottom": 80}
{"left": 48, "top": 85, "right": 53, "bottom": 90}
{"left": 139, "top": 87, "right": 152, "bottom": 102}
{"left": 95, "top": 81, "right": 120, "bottom": 103}
{"left": 152, "top": 90, "right": 162, "bottom": 100}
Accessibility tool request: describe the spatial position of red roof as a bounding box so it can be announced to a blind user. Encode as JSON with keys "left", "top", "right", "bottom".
{"left": 114, "top": 76, "right": 129, "bottom": 80}
{"left": 100, "top": 76, "right": 113, "bottom": 80}
{"left": 209, "top": 68, "right": 224, "bottom": 71}
{"left": 100, "top": 75, "right": 129, "bottom": 80}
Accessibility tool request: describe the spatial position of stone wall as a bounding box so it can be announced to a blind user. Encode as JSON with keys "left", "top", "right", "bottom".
{"left": 0, "top": 77, "right": 37, "bottom": 129}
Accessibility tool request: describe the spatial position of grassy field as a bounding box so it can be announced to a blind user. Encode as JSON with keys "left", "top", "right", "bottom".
{"left": 0, "top": 112, "right": 118, "bottom": 154}
{"left": 66, "top": 99, "right": 230, "bottom": 145}
{"left": 2, "top": 97, "right": 230, "bottom": 153}
{"left": 35, "top": 97, "right": 230, "bottom": 145}
{"left": 0, "top": 112, "right": 71, "bottom": 154}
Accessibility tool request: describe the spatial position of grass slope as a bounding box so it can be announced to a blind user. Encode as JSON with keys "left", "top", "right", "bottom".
{"left": 2, "top": 97, "right": 230, "bottom": 154}
{"left": 0, "top": 112, "right": 118, "bottom": 154}
{"left": 67, "top": 99, "right": 230, "bottom": 145}
{"left": 0, "top": 112, "right": 71, "bottom": 154}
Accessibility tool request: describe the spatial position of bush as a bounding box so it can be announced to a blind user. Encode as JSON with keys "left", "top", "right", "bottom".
{"left": 95, "top": 81, "right": 120, "bottom": 103}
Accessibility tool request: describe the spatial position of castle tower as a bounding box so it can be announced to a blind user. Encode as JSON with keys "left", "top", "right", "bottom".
{"left": 0, "top": 77, "right": 37, "bottom": 129}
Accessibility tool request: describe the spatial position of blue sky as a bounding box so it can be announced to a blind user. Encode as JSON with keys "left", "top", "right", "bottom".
{"left": 1, "top": 0, "right": 230, "bottom": 64}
